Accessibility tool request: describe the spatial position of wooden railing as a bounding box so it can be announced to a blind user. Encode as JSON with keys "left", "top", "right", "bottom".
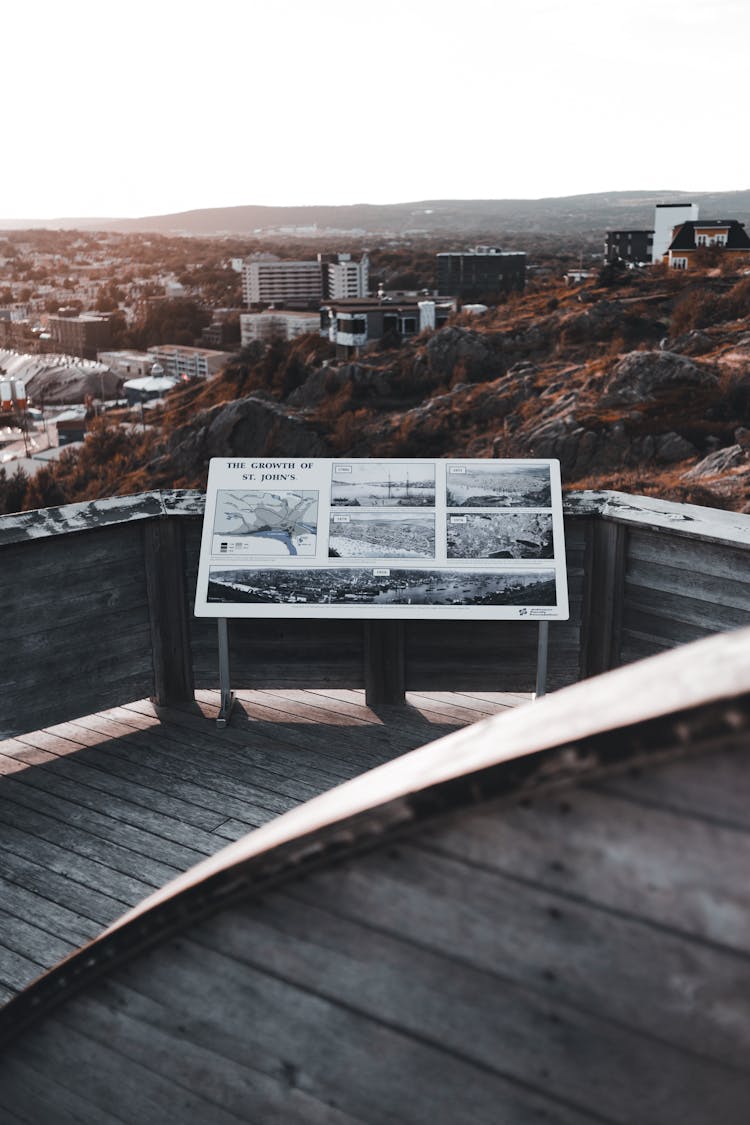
{"left": 1, "top": 489, "right": 749, "bottom": 739}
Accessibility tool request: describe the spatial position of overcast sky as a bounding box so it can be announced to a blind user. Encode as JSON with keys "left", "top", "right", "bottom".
{"left": 3, "top": 0, "right": 747, "bottom": 219}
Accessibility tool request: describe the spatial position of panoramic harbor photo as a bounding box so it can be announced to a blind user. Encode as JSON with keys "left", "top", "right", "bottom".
{"left": 208, "top": 566, "right": 557, "bottom": 607}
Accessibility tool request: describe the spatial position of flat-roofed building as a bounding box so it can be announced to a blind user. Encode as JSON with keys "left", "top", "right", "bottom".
{"left": 321, "top": 297, "right": 456, "bottom": 358}
{"left": 240, "top": 310, "right": 320, "bottom": 347}
{"left": 146, "top": 345, "right": 234, "bottom": 380}
{"left": 437, "top": 247, "right": 526, "bottom": 301}
{"left": 97, "top": 350, "right": 156, "bottom": 379}
{"left": 47, "top": 313, "right": 112, "bottom": 359}
{"left": 652, "top": 202, "right": 699, "bottom": 262}
{"left": 242, "top": 260, "right": 323, "bottom": 308}
{"left": 604, "top": 230, "right": 654, "bottom": 264}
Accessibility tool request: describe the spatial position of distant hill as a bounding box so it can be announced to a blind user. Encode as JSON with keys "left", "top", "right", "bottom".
{"left": 3, "top": 190, "right": 750, "bottom": 238}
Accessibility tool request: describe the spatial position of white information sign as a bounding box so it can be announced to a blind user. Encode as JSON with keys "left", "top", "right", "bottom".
{"left": 194, "top": 458, "right": 569, "bottom": 620}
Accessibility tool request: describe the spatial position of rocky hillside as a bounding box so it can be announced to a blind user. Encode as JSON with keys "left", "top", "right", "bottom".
{"left": 3, "top": 263, "right": 750, "bottom": 513}
{"left": 148, "top": 265, "right": 750, "bottom": 511}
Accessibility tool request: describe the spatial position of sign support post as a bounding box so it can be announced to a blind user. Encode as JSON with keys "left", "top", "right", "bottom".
{"left": 217, "top": 618, "right": 235, "bottom": 729}
{"left": 535, "top": 621, "right": 549, "bottom": 700}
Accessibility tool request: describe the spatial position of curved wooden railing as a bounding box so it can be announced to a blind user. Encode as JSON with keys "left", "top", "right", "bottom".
{"left": 1, "top": 488, "right": 749, "bottom": 738}
{"left": 1, "top": 627, "right": 749, "bottom": 1122}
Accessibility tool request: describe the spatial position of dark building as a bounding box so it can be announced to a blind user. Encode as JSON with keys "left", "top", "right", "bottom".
{"left": 48, "top": 313, "right": 112, "bottom": 359}
{"left": 604, "top": 230, "right": 654, "bottom": 264}
{"left": 437, "top": 247, "right": 526, "bottom": 301}
{"left": 320, "top": 297, "right": 455, "bottom": 359}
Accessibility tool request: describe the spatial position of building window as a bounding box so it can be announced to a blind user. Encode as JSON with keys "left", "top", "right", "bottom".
{"left": 671, "top": 257, "right": 688, "bottom": 270}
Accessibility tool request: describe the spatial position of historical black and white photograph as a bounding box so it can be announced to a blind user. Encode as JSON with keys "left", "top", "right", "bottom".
{"left": 331, "top": 462, "right": 436, "bottom": 507}
{"left": 212, "top": 489, "right": 318, "bottom": 556}
{"left": 447, "top": 512, "right": 553, "bottom": 559}
{"left": 446, "top": 464, "right": 552, "bottom": 508}
{"left": 208, "top": 566, "right": 556, "bottom": 607}
{"left": 329, "top": 512, "right": 435, "bottom": 558}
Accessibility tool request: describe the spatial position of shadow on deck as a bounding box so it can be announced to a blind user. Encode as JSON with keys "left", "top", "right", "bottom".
{"left": 0, "top": 688, "right": 524, "bottom": 1003}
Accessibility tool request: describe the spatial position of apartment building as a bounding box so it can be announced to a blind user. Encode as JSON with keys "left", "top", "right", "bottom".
{"left": 242, "top": 260, "right": 323, "bottom": 307}
{"left": 242, "top": 253, "right": 368, "bottom": 308}
{"left": 604, "top": 230, "right": 654, "bottom": 264}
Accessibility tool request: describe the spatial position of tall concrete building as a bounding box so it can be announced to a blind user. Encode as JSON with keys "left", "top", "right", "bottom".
{"left": 652, "top": 203, "right": 699, "bottom": 263}
{"left": 319, "top": 253, "right": 369, "bottom": 299}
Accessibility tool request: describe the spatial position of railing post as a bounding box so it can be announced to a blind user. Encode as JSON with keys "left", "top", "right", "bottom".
{"left": 580, "top": 517, "right": 628, "bottom": 679}
{"left": 364, "top": 621, "right": 406, "bottom": 706}
{"left": 143, "top": 518, "right": 195, "bottom": 706}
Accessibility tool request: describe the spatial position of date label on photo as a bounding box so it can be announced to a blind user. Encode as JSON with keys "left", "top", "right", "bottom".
{"left": 334, "top": 465, "right": 353, "bottom": 474}
{"left": 449, "top": 515, "right": 467, "bottom": 524}
{"left": 449, "top": 466, "right": 466, "bottom": 474}
{"left": 332, "top": 514, "right": 351, "bottom": 523}
{"left": 373, "top": 568, "right": 390, "bottom": 576}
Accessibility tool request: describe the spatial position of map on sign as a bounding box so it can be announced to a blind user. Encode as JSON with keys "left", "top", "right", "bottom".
{"left": 212, "top": 490, "right": 317, "bottom": 557}
{"left": 195, "top": 458, "right": 569, "bottom": 621}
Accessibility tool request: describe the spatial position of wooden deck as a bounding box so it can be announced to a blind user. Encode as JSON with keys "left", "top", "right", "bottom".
{"left": 0, "top": 687, "right": 525, "bottom": 1004}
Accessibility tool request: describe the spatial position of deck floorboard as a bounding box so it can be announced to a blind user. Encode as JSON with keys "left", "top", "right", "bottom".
{"left": 0, "top": 688, "right": 505, "bottom": 1003}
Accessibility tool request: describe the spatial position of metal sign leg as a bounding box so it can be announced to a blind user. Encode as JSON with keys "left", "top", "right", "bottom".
{"left": 535, "top": 621, "right": 549, "bottom": 701}
{"left": 217, "top": 617, "right": 235, "bottom": 729}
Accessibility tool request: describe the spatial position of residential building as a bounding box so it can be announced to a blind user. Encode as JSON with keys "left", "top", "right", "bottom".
{"left": 97, "top": 350, "right": 156, "bottom": 380}
{"left": 319, "top": 253, "right": 369, "bottom": 299}
{"left": 652, "top": 203, "right": 699, "bottom": 263}
{"left": 240, "top": 310, "right": 320, "bottom": 347}
{"left": 604, "top": 230, "right": 654, "bottom": 264}
{"left": 242, "top": 259, "right": 323, "bottom": 307}
{"left": 437, "top": 247, "right": 526, "bottom": 300}
{"left": 665, "top": 220, "right": 750, "bottom": 270}
{"left": 241, "top": 253, "right": 368, "bottom": 307}
{"left": 146, "top": 344, "right": 234, "bottom": 380}
{"left": 47, "top": 313, "right": 112, "bottom": 359}
{"left": 321, "top": 298, "right": 456, "bottom": 359}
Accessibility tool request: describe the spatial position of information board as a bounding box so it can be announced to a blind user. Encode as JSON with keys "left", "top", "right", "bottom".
{"left": 194, "top": 458, "right": 569, "bottom": 621}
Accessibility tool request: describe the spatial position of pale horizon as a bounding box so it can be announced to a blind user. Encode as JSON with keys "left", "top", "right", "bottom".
{"left": 4, "top": 0, "right": 748, "bottom": 221}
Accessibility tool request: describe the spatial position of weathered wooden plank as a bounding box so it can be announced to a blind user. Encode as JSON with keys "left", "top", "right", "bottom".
{"left": 620, "top": 606, "right": 711, "bottom": 648}
{"left": 285, "top": 842, "right": 750, "bottom": 1066}
{"left": 0, "top": 801, "right": 180, "bottom": 891}
{"left": 588, "top": 744, "right": 750, "bottom": 831}
{"left": 0, "top": 907, "right": 78, "bottom": 971}
{"left": 10, "top": 1016, "right": 249, "bottom": 1125}
{"left": 624, "top": 582, "right": 750, "bottom": 635}
{"left": 0, "top": 848, "right": 129, "bottom": 926}
{"left": 0, "top": 941, "right": 45, "bottom": 993}
{"left": 66, "top": 938, "right": 600, "bottom": 1125}
{"left": 625, "top": 556, "right": 750, "bottom": 612}
{"left": 8, "top": 762, "right": 227, "bottom": 850}
{"left": 54, "top": 982, "right": 366, "bottom": 1125}
{"left": 0, "top": 877, "right": 100, "bottom": 947}
{"left": 21, "top": 722, "right": 295, "bottom": 826}
{"left": 4, "top": 616, "right": 152, "bottom": 667}
{"left": 0, "top": 1053, "right": 128, "bottom": 1125}
{"left": 0, "top": 779, "right": 206, "bottom": 873}
{"left": 1, "top": 580, "right": 150, "bottom": 641}
{"left": 192, "top": 887, "right": 750, "bottom": 1119}
{"left": 422, "top": 781, "right": 750, "bottom": 953}
{"left": 627, "top": 526, "right": 750, "bottom": 580}
{"left": 143, "top": 518, "right": 195, "bottom": 706}
{"left": 1, "top": 670, "right": 155, "bottom": 741}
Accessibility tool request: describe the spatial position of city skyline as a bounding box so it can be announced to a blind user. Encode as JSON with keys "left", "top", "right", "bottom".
{"left": 4, "top": 0, "right": 747, "bottom": 221}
